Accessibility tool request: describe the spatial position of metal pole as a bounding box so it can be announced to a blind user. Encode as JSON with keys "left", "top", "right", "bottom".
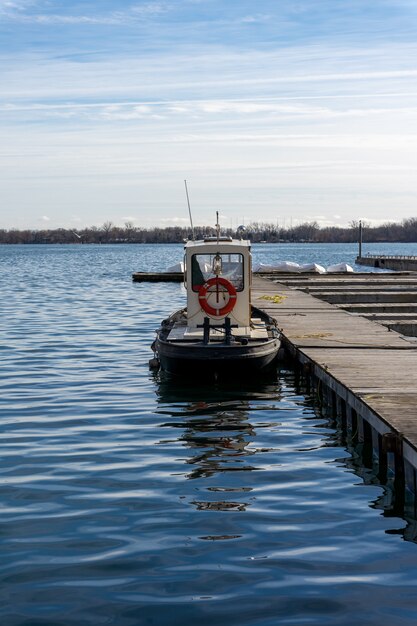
{"left": 359, "top": 220, "right": 363, "bottom": 258}
{"left": 184, "top": 180, "right": 195, "bottom": 240}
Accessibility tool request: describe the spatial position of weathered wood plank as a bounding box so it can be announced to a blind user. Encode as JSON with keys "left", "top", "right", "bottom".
{"left": 252, "top": 276, "right": 417, "bottom": 456}
{"left": 252, "top": 278, "right": 415, "bottom": 349}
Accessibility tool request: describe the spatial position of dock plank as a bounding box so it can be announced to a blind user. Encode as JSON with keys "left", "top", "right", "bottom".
{"left": 252, "top": 276, "right": 417, "bottom": 455}
{"left": 299, "top": 348, "right": 417, "bottom": 447}
{"left": 252, "top": 278, "right": 414, "bottom": 349}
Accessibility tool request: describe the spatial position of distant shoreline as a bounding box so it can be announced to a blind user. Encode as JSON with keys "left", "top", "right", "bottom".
{"left": 1, "top": 219, "right": 417, "bottom": 244}
{"left": 0, "top": 240, "right": 415, "bottom": 245}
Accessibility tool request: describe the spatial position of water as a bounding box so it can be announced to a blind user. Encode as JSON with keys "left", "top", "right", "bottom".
{"left": 1, "top": 243, "right": 417, "bottom": 625}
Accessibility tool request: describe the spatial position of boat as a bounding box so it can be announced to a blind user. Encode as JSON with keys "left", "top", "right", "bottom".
{"left": 151, "top": 224, "right": 281, "bottom": 377}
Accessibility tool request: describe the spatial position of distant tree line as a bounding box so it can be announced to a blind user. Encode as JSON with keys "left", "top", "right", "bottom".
{"left": 1, "top": 218, "right": 417, "bottom": 244}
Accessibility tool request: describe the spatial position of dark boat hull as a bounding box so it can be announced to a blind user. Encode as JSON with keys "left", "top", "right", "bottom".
{"left": 154, "top": 307, "right": 281, "bottom": 378}
{"left": 156, "top": 337, "right": 280, "bottom": 377}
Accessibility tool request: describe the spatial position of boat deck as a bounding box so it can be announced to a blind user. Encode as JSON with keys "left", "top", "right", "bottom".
{"left": 167, "top": 319, "right": 270, "bottom": 342}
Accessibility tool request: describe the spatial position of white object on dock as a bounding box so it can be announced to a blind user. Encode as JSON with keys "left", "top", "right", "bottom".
{"left": 165, "top": 261, "right": 184, "bottom": 272}
{"left": 327, "top": 263, "right": 354, "bottom": 273}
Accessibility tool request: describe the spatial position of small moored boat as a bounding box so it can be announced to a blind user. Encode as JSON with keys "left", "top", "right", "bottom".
{"left": 151, "top": 223, "right": 281, "bottom": 377}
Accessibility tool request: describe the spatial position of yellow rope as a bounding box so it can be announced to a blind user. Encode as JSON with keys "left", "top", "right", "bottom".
{"left": 259, "top": 294, "right": 287, "bottom": 304}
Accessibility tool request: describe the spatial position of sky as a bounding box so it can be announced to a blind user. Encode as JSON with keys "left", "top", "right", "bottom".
{"left": 1, "top": 0, "right": 417, "bottom": 230}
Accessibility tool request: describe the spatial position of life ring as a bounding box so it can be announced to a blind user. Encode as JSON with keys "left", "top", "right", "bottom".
{"left": 198, "top": 277, "right": 237, "bottom": 317}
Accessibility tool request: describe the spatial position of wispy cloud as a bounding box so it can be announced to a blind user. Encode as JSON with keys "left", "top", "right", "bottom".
{"left": 0, "top": 0, "right": 36, "bottom": 10}
{"left": 0, "top": 1, "right": 170, "bottom": 24}
{"left": 239, "top": 14, "right": 271, "bottom": 24}
{"left": 0, "top": 0, "right": 41, "bottom": 16}
{"left": 3, "top": 94, "right": 417, "bottom": 131}
{"left": 3, "top": 42, "right": 417, "bottom": 104}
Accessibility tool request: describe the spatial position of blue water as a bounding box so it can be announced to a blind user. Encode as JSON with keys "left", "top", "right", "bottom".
{"left": 1, "top": 243, "right": 417, "bottom": 626}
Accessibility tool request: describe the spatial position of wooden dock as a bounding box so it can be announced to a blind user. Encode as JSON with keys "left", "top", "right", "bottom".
{"left": 273, "top": 272, "right": 417, "bottom": 337}
{"left": 357, "top": 255, "right": 417, "bottom": 271}
{"left": 252, "top": 276, "right": 417, "bottom": 472}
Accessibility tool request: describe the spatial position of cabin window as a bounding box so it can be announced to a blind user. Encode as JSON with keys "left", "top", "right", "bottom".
{"left": 191, "top": 253, "right": 244, "bottom": 292}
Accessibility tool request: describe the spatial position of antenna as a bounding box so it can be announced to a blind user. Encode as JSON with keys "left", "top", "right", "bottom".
{"left": 216, "top": 211, "right": 220, "bottom": 244}
{"left": 184, "top": 179, "right": 195, "bottom": 240}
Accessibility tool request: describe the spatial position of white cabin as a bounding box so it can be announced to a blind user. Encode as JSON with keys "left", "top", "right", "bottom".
{"left": 184, "top": 237, "right": 252, "bottom": 334}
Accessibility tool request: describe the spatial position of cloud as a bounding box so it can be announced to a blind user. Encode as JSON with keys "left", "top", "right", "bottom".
{"left": 158, "top": 217, "right": 190, "bottom": 223}
{"left": 0, "top": 0, "right": 36, "bottom": 10}
{"left": 3, "top": 93, "right": 417, "bottom": 130}
{"left": 357, "top": 217, "right": 400, "bottom": 226}
{"left": 125, "top": 216, "right": 191, "bottom": 226}
{"left": 130, "top": 3, "right": 170, "bottom": 17}
{"left": 99, "top": 104, "right": 166, "bottom": 121}
{"left": 0, "top": 1, "right": 170, "bottom": 24}
{"left": 3, "top": 42, "right": 417, "bottom": 114}
{"left": 239, "top": 14, "right": 271, "bottom": 24}
{"left": 0, "top": 0, "right": 40, "bottom": 17}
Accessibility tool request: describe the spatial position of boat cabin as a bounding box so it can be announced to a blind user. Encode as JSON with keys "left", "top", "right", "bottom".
{"left": 184, "top": 236, "right": 252, "bottom": 335}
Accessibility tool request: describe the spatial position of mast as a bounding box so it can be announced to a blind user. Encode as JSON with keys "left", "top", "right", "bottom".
{"left": 184, "top": 179, "right": 195, "bottom": 240}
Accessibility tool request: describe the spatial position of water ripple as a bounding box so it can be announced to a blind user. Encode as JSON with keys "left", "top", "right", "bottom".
{"left": 1, "top": 245, "right": 417, "bottom": 625}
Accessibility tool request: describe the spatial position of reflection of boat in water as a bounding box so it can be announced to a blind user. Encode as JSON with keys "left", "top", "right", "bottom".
{"left": 152, "top": 220, "right": 281, "bottom": 378}
{"left": 156, "top": 374, "right": 282, "bottom": 488}
{"left": 158, "top": 392, "right": 257, "bottom": 482}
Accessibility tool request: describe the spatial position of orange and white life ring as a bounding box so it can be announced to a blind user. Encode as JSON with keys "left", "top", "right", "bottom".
{"left": 198, "top": 277, "right": 237, "bottom": 317}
